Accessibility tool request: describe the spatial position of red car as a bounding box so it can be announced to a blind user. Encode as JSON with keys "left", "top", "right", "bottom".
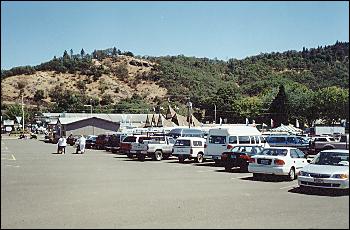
{"left": 221, "top": 145, "right": 264, "bottom": 172}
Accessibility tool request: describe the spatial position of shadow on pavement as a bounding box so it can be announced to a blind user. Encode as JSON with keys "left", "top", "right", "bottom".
{"left": 240, "top": 175, "right": 288, "bottom": 183}
{"left": 288, "top": 186, "right": 349, "bottom": 197}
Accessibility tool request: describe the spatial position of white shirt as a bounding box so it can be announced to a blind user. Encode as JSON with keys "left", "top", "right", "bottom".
{"left": 58, "top": 137, "right": 67, "bottom": 147}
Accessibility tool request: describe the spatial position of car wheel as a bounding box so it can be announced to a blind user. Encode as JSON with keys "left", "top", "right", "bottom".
{"left": 288, "top": 167, "right": 295, "bottom": 181}
{"left": 178, "top": 155, "right": 185, "bottom": 163}
{"left": 253, "top": 173, "right": 261, "bottom": 180}
{"left": 126, "top": 153, "right": 133, "bottom": 159}
{"left": 197, "top": 153, "right": 204, "bottom": 163}
{"left": 224, "top": 165, "right": 232, "bottom": 172}
{"left": 155, "top": 151, "right": 163, "bottom": 161}
{"left": 137, "top": 154, "right": 145, "bottom": 161}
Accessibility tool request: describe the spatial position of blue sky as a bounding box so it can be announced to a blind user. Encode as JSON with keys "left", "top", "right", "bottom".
{"left": 1, "top": 1, "right": 349, "bottom": 70}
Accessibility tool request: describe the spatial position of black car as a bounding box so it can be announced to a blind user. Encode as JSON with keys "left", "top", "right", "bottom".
{"left": 85, "top": 135, "right": 97, "bottom": 149}
{"left": 221, "top": 145, "right": 264, "bottom": 172}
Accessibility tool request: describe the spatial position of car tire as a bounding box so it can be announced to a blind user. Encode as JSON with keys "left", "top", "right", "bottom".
{"left": 126, "top": 153, "right": 133, "bottom": 159}
{"left": 155, "top": 150, "right": 163, "bottom": 161}
{"left": 137, "top": 154, "right": 145, "bottom": 161}
{"left": 253, "top": 173, "right": 261, "bottom": 180}
{"left": 197, "top": 153, "right": 204, "bottom": 163}
{"left": 178, "top": 155, "right": 185, "bottom": 163}
{"left": 224, "top": 165, "right": 232, "bottom": 172}
{"left": 288, "top": 167, "right": 296, "bottom": 181}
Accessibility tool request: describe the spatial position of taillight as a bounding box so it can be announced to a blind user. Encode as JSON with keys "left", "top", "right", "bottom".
{"left": 190, "top": 148, "right": 193, "bottom": 155}
{"left": 249, "top": 158, "right": 255, "bottom": 163}
{"left": 274, "top": 159, "right": 285, "bottom": 165}
{"left": 227, "top": 144, "right": 233, "bottom": 149}
{"left": 204, "top": 144, "right": 207, "bottom": 148}
{"left": 239, "top": 155, "right": 250, "bottom": 160}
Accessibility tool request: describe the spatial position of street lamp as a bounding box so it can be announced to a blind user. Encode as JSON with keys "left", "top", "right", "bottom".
{"left": 84, "top": 100, "right": 93, "bottom": 135}
{"left": 186, "top": 98, "right": 192, "bottom": 129}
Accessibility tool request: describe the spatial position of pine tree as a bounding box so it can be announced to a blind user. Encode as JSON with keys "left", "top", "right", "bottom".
{"left": 80, "top": 48, "right": 85, "bottom": 59}
{"left": 269, "top": 85, "right": 289, "bottom": 127}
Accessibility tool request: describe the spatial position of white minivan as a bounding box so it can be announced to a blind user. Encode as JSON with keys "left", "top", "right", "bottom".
{"left": 172, "top": 137, "right": 206, "bottom": 163}
{"left": 204, "top": 125, "right": 270, "bottom": 163}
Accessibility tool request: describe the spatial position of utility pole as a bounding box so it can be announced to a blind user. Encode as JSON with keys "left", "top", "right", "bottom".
{"left": 21, "top": 95, "right": 25, "bottom": 132}
{"left": 214, "top": 104, "right": 216, "bottom": 124}
{"left": 186, "top": 98, "right": 192, "bottom": 129}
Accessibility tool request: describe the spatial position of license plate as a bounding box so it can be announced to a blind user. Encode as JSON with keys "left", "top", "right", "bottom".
{"left": 260, "top": 159, "right": 270, "bottom": 165}
{"left": 314, "top": 178, "right": 324, "bottom": 183}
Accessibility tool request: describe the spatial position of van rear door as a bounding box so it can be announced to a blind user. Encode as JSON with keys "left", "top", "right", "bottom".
{"left": 206, "top": 135, "right": 227, "bottom": 160}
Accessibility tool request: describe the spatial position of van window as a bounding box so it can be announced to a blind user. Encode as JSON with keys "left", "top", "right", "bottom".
{"left": 287, "top": 137, "right": 296, "bottom": 144}
{"left": 229, "top": 136, "right": 237, "bottom": 144}
{"left": 268, "top": 136, "right": 286, "bottom": 143}
{"left": 251, "top": 136, "right": 256, "bottom": 144}
{"left": 238, "top": 136, "right": 250, "bottom": 144}
{"left": 209, "top": 135, "right": 226, "bottom": 144}
{"left": 174, "top": 139, "right": 191, "bottom": 146}
{"left": 193, "top": 141, "right": 203, "bottom": 146}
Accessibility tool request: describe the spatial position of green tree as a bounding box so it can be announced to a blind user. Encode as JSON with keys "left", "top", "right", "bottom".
{"left": 269, "top": 85, "right": 289, "bottom": 127}
{"left": 33, "top": 89, "right": 45, "bottom": 102}
{"left": 314, "top": 86, "right": 349, "bottom": 124}
{"left": 80, "top": 48, "right": 85, "bottom": 59}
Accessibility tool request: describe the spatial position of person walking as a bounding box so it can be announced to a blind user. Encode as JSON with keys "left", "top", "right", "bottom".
{"left": 57, "top": 135, "right": 67, "bottom": 154}
{"left": 76, "top": 135, "right": 86, "bottom": 154}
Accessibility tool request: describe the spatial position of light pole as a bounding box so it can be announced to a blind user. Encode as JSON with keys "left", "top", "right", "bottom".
{"left": 186, "top": 98, "right": 192, "bottom": 129}
{"left": 84, "top": 100, "right": 93, "bottom": 135}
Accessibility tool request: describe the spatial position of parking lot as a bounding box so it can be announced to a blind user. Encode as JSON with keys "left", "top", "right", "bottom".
{"left": 1, "top": 137, "right": 349, "bottom": 229}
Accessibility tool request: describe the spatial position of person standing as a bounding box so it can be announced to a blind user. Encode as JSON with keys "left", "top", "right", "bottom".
{"left": 57, "top": 135, "right": 67, "bottom": 154}
{"left": 76, "top": 135, "right": 86, "bottom": 154}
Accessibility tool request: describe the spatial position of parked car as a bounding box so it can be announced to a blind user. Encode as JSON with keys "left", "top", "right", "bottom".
{"left": 266, "top": 135, "right": 309, "bottom": 153}
{"left": 130, "top": 135, "right": 175, "bottom": 161}
{"left": 172, "top": 137, "right": 206, "bottom": 163}
{"left": 95, "top": 134, "right": 110, "bottom": 150}
{"left": 309, "top": 135, "right": 349, "bottom": 155}
{"left": 221, "top": 145, "right": 264, "bottom": 172}
{"left": 298, "top": 149, "right": 349, "bottom": 191}
{"left": 85, "top": 135, "right": 98, "bottom": 149}
{"left": 119, "top": 135, "right": 153, "bottom": 158}
{"left": 248, "top": 147, "right": 309, "bottom": 181}
{"left": 105, "top": 133, "right": 128, "bottom": 153}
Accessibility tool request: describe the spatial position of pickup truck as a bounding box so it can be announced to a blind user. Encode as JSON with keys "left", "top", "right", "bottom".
{"left": 309, "top": 134, "right": 349, "bottom": 155}
{"left": 130, "top": 136, "right": 175, "bottom": 161}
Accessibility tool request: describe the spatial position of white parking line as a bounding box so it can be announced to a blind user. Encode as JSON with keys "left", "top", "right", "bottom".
{"left": 5, "top": 164, "right": 20, "bottom": 168}
{"left": 279, "top": 184, "right": 298, "bottom": 190}
{"left": 196, "top": 169, "right": 215, "bottom": 173}
{"left": 10, "top": 154, "right": 16, "bottom": 160}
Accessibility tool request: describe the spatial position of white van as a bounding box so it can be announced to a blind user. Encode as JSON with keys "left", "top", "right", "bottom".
{"left": 172, "top": 137, "right": 206, "bottom": 163}
{"left": 204, "top": 125, "right": 270, "bottom": 163}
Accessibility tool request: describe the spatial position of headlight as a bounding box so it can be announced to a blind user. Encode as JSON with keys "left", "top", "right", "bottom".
{"left": 299, "top": 171, "right": 310, "bottom": 177}
{"left": 332, "top": 174, "right": 349, "bottom": 179}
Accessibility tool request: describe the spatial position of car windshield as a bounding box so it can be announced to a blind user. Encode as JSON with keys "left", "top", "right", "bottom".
{"left": 311, "top": 151, "right": 349, "bottom": 166}
{"left": 261, "top": 148, "right": 288, "bottom": 156}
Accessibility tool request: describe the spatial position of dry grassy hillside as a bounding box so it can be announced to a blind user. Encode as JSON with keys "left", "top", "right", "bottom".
{"left": 1, "top": 55, "right": 167, "bottom": 106}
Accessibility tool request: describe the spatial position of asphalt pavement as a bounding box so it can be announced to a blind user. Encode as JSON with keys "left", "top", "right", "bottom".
{"left": 1, "top": 137, "right": 349, "bottom": 229}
